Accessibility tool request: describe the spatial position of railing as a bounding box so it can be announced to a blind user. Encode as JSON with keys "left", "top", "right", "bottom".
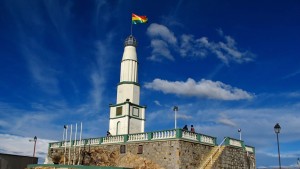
{"left": 200, "top": 137, "right": 227, "bottom": 169}
{"left": 200, "top": 134, "right": 216, "bottom": 144}
{"left": 103, "top": 135, "right": 124, "bottom": 144}
{"left": 152, "top": 129, "right": 176, "bottom": 140}
{"left": 229, "top": 139, "right": 242, "bottom": 147}
{"left": 128, "top": 133, "right": 148, "bottom": 141}
{"left": 49, "top": 129, "right": 217, "bottom": 148}
{"left": 245, "top": 145, "right": 255, "bottom": 153}
{"left": 49, "top": 130, "right": 254, "bottom": 157}
{"left": 87, "top": 138, "right": 101, "bottom": 145}
{"left": 182, "top": 130, "right": 197, "bottom": 140}
{"left": 225, "top": 137, "right": 244, "bottom": 148}
{"left": 49, "top": 142, "right": 61, "bottom": 148}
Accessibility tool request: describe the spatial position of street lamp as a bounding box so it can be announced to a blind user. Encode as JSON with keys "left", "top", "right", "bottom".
{"left": 64, "top": 125, "right": 68, "bottom": 165}
{"left": 274, "top": 123, "right": 281, "bottom": 169}
{"left": 29, "top": 136, "right": 37, "bottom": 157}
{"left": 238, "top": 128, "right": 242, "bottom": 140}
{"left": 173, "top": 106, "right": 178, "bottom": 129}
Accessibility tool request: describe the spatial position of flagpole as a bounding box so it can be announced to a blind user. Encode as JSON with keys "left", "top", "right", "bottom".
{"left": 77, "top": 122, "right": 82, "bottom": 165}
{"left": 68, "top": 124, "right": 72, "bottom": 165}
{"left": 64, "top": 125, "right": 68, "bottom": 165}
{"left": 131, "top": 23, "right": 133, "bottom": 36}
{"left": 73, "top": 123, "right": 77, "bottom": 165}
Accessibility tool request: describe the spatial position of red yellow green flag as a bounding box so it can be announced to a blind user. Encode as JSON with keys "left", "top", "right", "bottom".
{"left": 132, "top": 13, "right": 148, "bottom": 24}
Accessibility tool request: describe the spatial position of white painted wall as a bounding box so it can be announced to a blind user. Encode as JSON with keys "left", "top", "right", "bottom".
{"left": 109, "top": 117, "right": 128, "bottom": 135}
{"left": 117, "top": 84, "right": 140, "bottom": 104}
{"left": 109, "top": 103, "right": 145, "bottom": 135}
{"left": 120, "top": 46, "right": 138, "bottom": 83}
{"left": 108, "top": 37, "right": 146, "bottom": 136}
{"left": 120, "top": 60, "right": 138, "bottom": 82}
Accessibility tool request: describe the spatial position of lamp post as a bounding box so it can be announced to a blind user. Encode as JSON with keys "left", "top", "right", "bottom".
{"left": 29, "top": 136, "right": 37, "bottom": 157}
{"left": 274, "top": 123, "right": 281, "bottom": 169}
{"left": 173, "top": 106, "right": 178, "bottom": 129}
{"left": 63, "top": 125, "right": 68, "bottom": 165}
{"left": 238, "top": 128, "right": 242, "bottom": 140}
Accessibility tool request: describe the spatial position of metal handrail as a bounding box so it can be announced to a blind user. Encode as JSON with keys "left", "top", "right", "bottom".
{"left": 200, "top": 137, "right": 227, "bottom": 169}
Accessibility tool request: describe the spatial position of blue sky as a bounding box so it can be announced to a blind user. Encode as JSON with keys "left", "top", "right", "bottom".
{"left": 0, "top": 0, "right": 300, "bottom": 168}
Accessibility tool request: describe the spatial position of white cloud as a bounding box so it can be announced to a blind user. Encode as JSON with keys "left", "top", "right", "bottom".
{"left": 0, "top": 134, "right": 55, "bottom": 163}
{"left": 0, "top": 104, "right": 61, "bottom": 139}
{"left": 177, "top": 114, "right": 193, "bottom": 120}
{"left": 146, "top": 23, "right": 177, "bottom": 61}
{"left": 217, "top": 113, "right": 237, "bottom": 127}
{"left": 180, "top": 31, "right": 255, "bottom": 64}
{"left": 144, "top": 78, "right": 253, "bottom": 100}
{"left": 147, "top": 110, "right": 166, "bottom": 124}
{"left": 88, "top": 34, "right": 114, "bottom": 112}
{"left": 154, "top": 100, "right": 162, "bottom": 106}
{"left": 146, "top": 23, "right": 255, "bottom": 64}
{"left": 148, "top": 39, "right": 174, "bottom": 61}
{"left": 263, "top": 151, "right": 300, "bottom": 158}
{"left": 147, "top": 23, "right": 177, "bottom": 45}
{"left": 283, "top": 69, "right": 300, "bottom": 79}
{"left": 23, "top": 41, "right": 60, "bottom": 95}
{"left": 90, "top": 71, "right": 105, "bottom": 111}
{"left": 180, "top": 34, "right": 207, "bottom": 58}
{"left": 0, "top": 101, "right": 108, "bottom": 141}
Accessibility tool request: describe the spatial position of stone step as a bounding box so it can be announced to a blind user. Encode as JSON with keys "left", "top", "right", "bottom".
{"left": 199, "top": 146, "right": 225, "bottom": 169}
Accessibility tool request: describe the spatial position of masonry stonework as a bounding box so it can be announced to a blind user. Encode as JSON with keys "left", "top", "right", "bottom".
{"left": 48, "top": 139, "right": 255, "bottom": 169}
{"left": 214, "top": 146, "right": 256, "bottom": 169}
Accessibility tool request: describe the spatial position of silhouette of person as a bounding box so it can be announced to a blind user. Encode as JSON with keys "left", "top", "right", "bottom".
{"left": 183, "top": 125, "right": 188, "bottom": 131}
{"left": 107, "top": 131, "right": 111, "bottom": 136}
{"left": 191, "top": 125, "right": 195, "bottom": 133}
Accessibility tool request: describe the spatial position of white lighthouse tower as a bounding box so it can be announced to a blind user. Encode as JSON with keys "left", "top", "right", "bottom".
{"left": 109, "top": 35, "right": 146, "bottom": 135}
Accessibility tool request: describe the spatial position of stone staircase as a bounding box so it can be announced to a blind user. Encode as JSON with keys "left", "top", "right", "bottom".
{"left": 199, "top": 146, "right": 225, "bottom": 169}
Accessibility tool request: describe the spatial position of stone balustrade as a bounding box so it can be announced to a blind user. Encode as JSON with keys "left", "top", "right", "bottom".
{"left": 225, "top": 137, "right": 244, "bottom": 148}
{"left": 245, "top": 145, "right": 255, "bottom": 153}
{"left": 182, "top": 130, "right": 197, "bottom": 140}
{"left": 60, "top": 140, "right": 85, "bottom": 147}
{"left": 229, "top": 139, "right": 242, "bottom": 147}
{"left": 49, "top": 131, "right": 253, "bottom": 154}
{"left": 152, "top": 129, "right": 176, "bottom": 140}
{"left": 200, "top": 135, "right": 215, "bottom": 144}
{"left": 88, "top": 138, "right": 100, "bottom": 145}
{"left": 103, "top": 135, "right": 124, "bottom": 144}
{"left": 50, "top": 142, "right": 61, "bottom": 148}
{"left": 128, "top": 133, "right": 148, "bottom": 142}
{"left": 78, "top": 140, "right": 85, "bottom": 146}
{"left": 61, "top": 142, "right": 65, "bottom": 147}
{"left": 49, "top": 129, "right": 217, "bottom": 148}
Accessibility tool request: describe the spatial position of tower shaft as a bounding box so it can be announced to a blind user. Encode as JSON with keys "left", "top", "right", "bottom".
{"left": 109, "top": 36, "right": 146, "bottom": 135}
{"left": 117, "top": 46, "right": 140, "bottom": 104}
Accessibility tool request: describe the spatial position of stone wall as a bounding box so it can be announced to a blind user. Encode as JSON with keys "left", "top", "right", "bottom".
{"left": 178, "top": 141, "right": 214, "bottom": 169}
{"left": 48, "top": 139, "right": 255, "bottom": 169}
{"left": 214, "top": 146, "right": 256, "bottom": 169}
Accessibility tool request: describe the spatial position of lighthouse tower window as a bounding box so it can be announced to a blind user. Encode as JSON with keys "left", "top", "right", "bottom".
{"left": 133, "top": 107, "right": 139, "bottom": 117}
{"left": 116, "top": 107, "right": 122, "bottom": 116}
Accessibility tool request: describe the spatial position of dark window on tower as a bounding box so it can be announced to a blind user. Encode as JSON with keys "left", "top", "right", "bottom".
{"left": 137, "top": 145, "right": 143, "bottom": 154}
{"left": 132, "top": 107, "right": 139, "bottom": 117}
{"left": 116, "top": 107, "right": 122, "bottom": 116}
{"left": 120, "top": 145, "right": 126, "bottom": 154}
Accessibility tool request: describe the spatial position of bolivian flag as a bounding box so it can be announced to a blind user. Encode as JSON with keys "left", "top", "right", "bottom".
{"left": 132, "top": 13, "right": 148, "bottom": 24}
